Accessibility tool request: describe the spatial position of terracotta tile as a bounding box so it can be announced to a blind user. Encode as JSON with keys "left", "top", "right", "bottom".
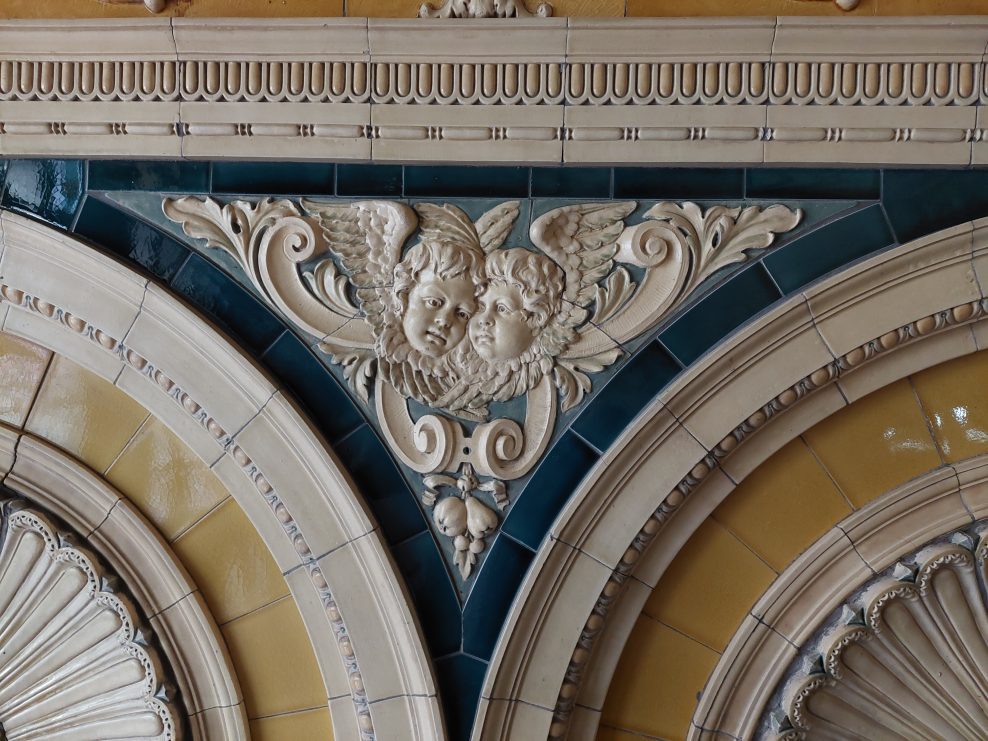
{"left": 643, "top": 519, "right": 776, "bottom": 652}
{"left": 172, "top": 498, "right": 289, "bottom": 623}
{"left": 106, "top": 417, "right": 230, "bottom": 540}
{"left": 25, "top": 355, "right": 148, "bottom": 472}
{"left": 912, "top": 351, "right": 988, "bottom": 464}
{"left": 0, "top": 331, "right": 50, "bottom": 427}
{"left": 222, "top": 597, "right": 327, "bottom": 719}
{"left": 714, "top": 438, "right": 852, "bottom": 572}
{"left": 802, "top": 379, "right": 942, "bottom": 509}
{"left": 249, "top": 707, "right": 333, "bottom": 741}
{"left": 601, "top": 617, "right": 718, "bottom": 741}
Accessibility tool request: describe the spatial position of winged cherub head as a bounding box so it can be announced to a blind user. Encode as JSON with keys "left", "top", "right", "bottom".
{"left": 469, "top": 248, "right": 565, "bottom": 363}
{"left": 392, "top": 239, "right": 485, "bottom": 360}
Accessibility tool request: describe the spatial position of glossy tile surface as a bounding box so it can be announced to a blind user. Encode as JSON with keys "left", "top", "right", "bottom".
{"left": 106, "top": 417, "right": 230, "bottom": 540}
{"left": 248, "top": 707, "right": 334, "bottom": 741}
{"left": 1, "top": 160, "right": 83, "bottom": 228}
{"left": 714, "top": 438, "right": 852, "bottom": 572}
{"left": 222, "top": 596, "right": 327, "bottom": 718}
{"left": 25, "top": 355, "right": 149, "bottom": 473}
{"left": 802, "top": 379, "right": 942, "bottom": 508}
{"left": 912, "top": 350, "right": 988, "bottom": 464}
{"left": 0, "top": 332, "right": 50, "bottom": 427}
{"left": 172, "top": 498, "right": 289, "bottom": 623}
{"left": 643, "top": 519, "right": 775, "bottom": 652}
{"left": 601, "top": 617, "right": 719, "bottom": 741}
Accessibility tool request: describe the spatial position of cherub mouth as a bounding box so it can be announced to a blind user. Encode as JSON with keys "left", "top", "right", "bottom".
{"left": 473, "top": 332, "right": 492, "bottom": 344}
{"left": 425, "top": 329, "right": 447, "bottom": 346}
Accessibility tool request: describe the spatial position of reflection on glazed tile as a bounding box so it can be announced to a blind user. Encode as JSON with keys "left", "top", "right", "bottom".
{"left": 248, "top": 707, "right": 333, "bottom": 741}
{"left": 601, "top": 616, "right": 718, "bottom": 741}
{"left": 912, "top": 350, "right": 988, "bottom": 464}
{"left": 105, "top": 417, "right": 229, "bottom": 540}
{"left": 88, "top": 161, "right": 209, "bottom": 193}
{"left": 1, "top": 160, "right": 84, "bottom": 228}
{"left": 802, "top": 379, "right": 941, "bottom": 509}
{"left": 222, "top": 596, "right": 327, "bottom": 719}
{"left": 714, "top": 438, "right": 852, "bottom": 572}
{"left": 0, "top": 332, "right": 51, "bottom": 427}
{"left": 25, "top": 355, "right": 149, "bottom": 473}
{"left": 171, "top": 498, "right": 289, "bottom": 624}
{"left": 643, "top": 519, "right": 775, "bottom": 652}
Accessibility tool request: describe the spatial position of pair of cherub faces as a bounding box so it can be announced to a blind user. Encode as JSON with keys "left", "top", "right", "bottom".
{"left": 396, "top": 240, "right": 562, "bottom": 364}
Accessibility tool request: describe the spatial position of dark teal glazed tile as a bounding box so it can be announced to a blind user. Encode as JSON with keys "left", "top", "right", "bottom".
{"left": 501, "top": 431, "right": 599, "bottom": 548}
{"left": 462, "top": 534, "right": 533, "bottom": 660}
{"left": 435, "top": 654, "right": 487, "bottom": 741}
{"left": 211, "top": 162, "right": 335, "bottom": 195}
{"left": 764, "top": 204, "right": 895, "bottom": 294}
{"left": 74, "top": 196, "right": 189, "bottom": 281}
{"left": 260, "top": 333, "right": 363, "bottom": 443}
{"left": 531, "top": 167, "right": 610, "bottom": 198}
{"left": 660, "top": 263, "right": 782, "bottom": 366}
{"left": 170, "top": 253, "right": 283, "bottom": 354}
{"left": 337, "top": 164, "right": 403, "bottom": 197}
{"left": 1, "top": 160, "right": 84, "bottom": 228}
{"left": 746, "top": 168, "right": 880, "bottom": 200}
{"left": 613, "top": 167, "right": 743, "bottom": 200}
{"left": 334, "top": 425, "right": 426, "bottom": 545}
{"left": 571, "top": 341, "right": 681, "bottom": 452}
{"left": 404, "top": 166, "right": 529, "bottom": 198}
{"left": 88, "top": 161, "right": 209, "bottom": 193}
{"left": 883, "top": 169, "right": 988, "bottom": 243}
{"left": 393, "top": 531, "right": 461, "bottom": 656}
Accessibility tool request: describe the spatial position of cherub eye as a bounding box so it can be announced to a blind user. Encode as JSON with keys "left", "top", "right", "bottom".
{"left": 497, "top": 303, "right": 510, "bottom": 315}
{"left": 456, "top": 309, "right": 470, "bottom": 320}
{"left": 425, "top": 297, "right": 443, "bottom": 309}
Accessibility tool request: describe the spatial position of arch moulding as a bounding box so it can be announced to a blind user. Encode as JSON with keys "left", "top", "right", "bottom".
{"left": 476, "top": 217, "right": 988, "bottom": 739}
{"left": 0, "top": 210, "right": 441, "bottom": 741}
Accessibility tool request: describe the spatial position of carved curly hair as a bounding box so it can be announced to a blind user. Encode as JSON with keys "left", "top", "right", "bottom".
{"left": 484, "top": 248, "right": 564, "bottom": 329}
{"left": 392, "top": 238, "right": 485, "bottom": 316}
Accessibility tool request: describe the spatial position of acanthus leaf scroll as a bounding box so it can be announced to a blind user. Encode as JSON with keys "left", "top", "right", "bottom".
{"left": 164, "top": 195, "right": 801, "bottom": 579}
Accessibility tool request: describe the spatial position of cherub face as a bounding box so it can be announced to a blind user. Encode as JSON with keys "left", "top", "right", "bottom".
{"left": 402, "top": 269, "right": 476, "bottom": 358}
{"left": 469, "top": 281, "right": 538, "bottom": 362}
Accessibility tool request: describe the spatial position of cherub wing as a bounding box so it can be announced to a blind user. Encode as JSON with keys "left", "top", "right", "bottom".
{"left": 529, "top": 201, "right": 637, "bottom": 335}
{"left": 301, "top": 200, "right": 417, "bottom": 335}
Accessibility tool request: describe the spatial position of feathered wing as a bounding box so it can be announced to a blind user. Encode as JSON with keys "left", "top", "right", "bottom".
{"left": 529, "top": 201, "right": 637, "bottom": 349}
{"left": 301, "top": 199, "right": 417, "bottom": 336}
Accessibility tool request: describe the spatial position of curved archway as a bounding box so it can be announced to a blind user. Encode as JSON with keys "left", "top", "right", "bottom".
{"left": 0, "top": 210, "right": 441, "bottom": 741}
{"left": 476, "top": 217, "right": 988, "bottom": 739}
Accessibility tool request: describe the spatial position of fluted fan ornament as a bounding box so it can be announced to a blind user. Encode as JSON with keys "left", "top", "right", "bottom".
{"left": 0, "top": 502, "right": 179, "bottom": 741}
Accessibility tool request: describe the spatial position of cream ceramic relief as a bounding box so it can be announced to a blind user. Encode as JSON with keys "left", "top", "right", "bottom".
{"left": 418, "top": 0, "right": 552, "bottom": 16}
{"left": 163, "top": 195, "right": 800, "bottom": 577}
{"left": 0, "top": 502, "right": 181, "bottom": 741}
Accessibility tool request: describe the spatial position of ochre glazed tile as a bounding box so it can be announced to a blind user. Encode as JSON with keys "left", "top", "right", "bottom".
{"left": 912, "top": 351, "right": 988, "bottom": 464}
{"left": 222, "top": 597, "right": 327, "bottom": 719}
{"left": 713, "top": 438, "right": 852, "bottom": 572}
{"left": 171, "top": 498, "right": 289, "bottom": 624}
{"left": 627, "top": 0, "right": 875, "bottom": 15}
{"left": 601, "top": 617, "right": 719, "bottom": 741}
{"left": 0, "top": 0, "right": 343, "bottom": 17}
{"left": 802, "top": 379, "right": 942, "bottom": 509}
{"left": 106, "top": 417, "right": 230, "bottom": 540}
{"left": 0, "top": 332, "right": 50, "bottom": 427}
{"left": 249, "top": 707, "right": 333, "bottom": 741}
{"left": 25, "top": 355, "right": 149, "bottom": 472}
{"left": 642, "top": 519, "right": 776, "bottom": 652}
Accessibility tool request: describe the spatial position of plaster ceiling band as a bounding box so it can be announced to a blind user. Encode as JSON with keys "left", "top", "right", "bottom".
{"left": 0, "top": 210, "right": 442, "bottom": 741}
{"left": 476, "top": 217, "right": 988, "bottom": 739}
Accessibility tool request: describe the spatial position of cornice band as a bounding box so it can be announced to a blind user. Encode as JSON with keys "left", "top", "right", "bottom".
{"left": 2, "top": 17, "right": 988, "bottom": 164}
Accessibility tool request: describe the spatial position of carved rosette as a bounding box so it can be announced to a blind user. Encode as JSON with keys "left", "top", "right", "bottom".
{"left": 0, "top": 500, "right": 180, "bottom": 740}
{"left": 773, "top": 530, "right": 988, "bottom": 740}
{"left": 163, "top": 195, "right": 800, "bottom": 580}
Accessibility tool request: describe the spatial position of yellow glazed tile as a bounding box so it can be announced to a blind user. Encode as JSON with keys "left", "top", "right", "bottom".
{"left": 0, "top": 0, "right": 343, "bottom": 18}
{"left": 0, "top": 332, "right": 50, "bottom": 427}
{"left": 222, "top": 596, "right": 327, "bottom": 719}
{"left": 106, "top": 417, "right": 230, "bottom": 540}
{"left": 172, "top": 498, "right": 288, "bottom": 624}
{"left": 595, "top": 728, "right": 645, "bottom": 741}
{"left": 912, "top": 351, "right": 988, "bottom": 464}
{"left": 627, "top": 0, "right": 876, "bottom": 16}
{"left": 25, "top": 355, "right": 148, "bottom": 473}
{"left": 249, "top": 707, "right": 333, "bottom": 741}
{"left": 803, "top": 379, "right": 941, "bottom": 509}
{"left": 601, "top": 617, "right": 718, "bottom": 741}
{"left": 643, "top": 519, "right": 775, "bottom": 652}
{"left": 713, "top": 438, "right": 852, "bottom": 572}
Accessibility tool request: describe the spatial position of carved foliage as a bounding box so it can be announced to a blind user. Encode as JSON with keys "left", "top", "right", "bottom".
{"left": 419, "top": 0, "right": 552, "bottom": 18}
{"left": 0, "top": 502, "right": 179, "bottom": 741}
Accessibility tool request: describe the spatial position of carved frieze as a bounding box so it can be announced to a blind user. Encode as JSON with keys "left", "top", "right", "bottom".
{"left": 419, "top": 0, "right": 552, "bottom": 17}
{"left": 164, "top": 196, "right": 800, "bottom": 578}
